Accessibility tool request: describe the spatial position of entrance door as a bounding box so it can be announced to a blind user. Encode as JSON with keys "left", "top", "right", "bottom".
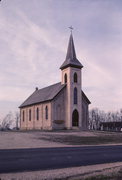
{"left": 72, "top": 109, "right": 79, "bottom": 127}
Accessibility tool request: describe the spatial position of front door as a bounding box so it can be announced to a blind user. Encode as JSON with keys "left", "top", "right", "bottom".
{"left": 72, "top": 109, "right": 79, "bottom": 127}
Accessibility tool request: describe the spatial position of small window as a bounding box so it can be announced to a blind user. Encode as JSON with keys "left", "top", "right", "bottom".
{"left": 36, "top": 108, "right": 39, "bottom": 120}
{"left": 74, "top": 73, "right": 77, "bottom": 83}
{"left": 57, "top": 104, "right": 61, "bottom": 120}
{"left": 74, "top": 87, "right": 78, "bottom": 104}
{"left": 45, "top": 106, "right": 48, "bottom": 120}
{"left": 29, "top": 109, "right": 31, "bottom": 121}
{"left": 23, "top": 111, "right": 25, "bottom": 122}
{"left": 64, "top": 73, "right": 67, "bottom": 83}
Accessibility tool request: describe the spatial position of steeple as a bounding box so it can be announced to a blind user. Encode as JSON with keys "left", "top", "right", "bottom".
{"left": 65, "top": 33, "right": 76, "bottom": 61}
{"left": 60, "top": 33, "right": 83, "bottom": 70}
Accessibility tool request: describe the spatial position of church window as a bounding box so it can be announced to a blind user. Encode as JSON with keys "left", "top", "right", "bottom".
{"left": 23, "top": 111, "right": 25, "bottom": 122}
{"left": 74, "top": 87, "right": 78, "bottom": 104}
{"left": 74, "top": 73, "right": 77, "bottom": 83}
{"left": 45, "top": 106, "right": 48, "bottom": 120}
{"left": 64, "top": 73, "right": 67, "bottom": 83}
{"left": 36, "top": 107, "right": 39, "bottom": 120}
{"left": 29, "top": 109, "right": 31, "bottom": 121}
{"left": 57, "top": 104, "right": 61, "bottom": 120}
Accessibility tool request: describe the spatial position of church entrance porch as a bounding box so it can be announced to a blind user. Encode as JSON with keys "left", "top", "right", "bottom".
{"left": 72, "top": 109, "right": 79, "bottom": 127}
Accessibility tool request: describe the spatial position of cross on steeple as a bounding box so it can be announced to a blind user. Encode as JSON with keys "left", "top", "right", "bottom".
{"left": 69, "top": 26, "right": 73, "bottom": 33}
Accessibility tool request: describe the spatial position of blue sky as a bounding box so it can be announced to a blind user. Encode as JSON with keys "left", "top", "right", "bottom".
{"left": 0, "top": 0, "right": 122, "bottom": 119}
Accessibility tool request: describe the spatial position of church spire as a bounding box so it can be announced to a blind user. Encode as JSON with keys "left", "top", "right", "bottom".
{"left": 60, "top": 32, "right": 83, "bottom": 70}
{"left": 65, "top": 33, "right": 76, "bottom": 61}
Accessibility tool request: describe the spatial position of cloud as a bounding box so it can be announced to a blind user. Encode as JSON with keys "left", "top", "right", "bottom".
{"left": 0, "top": 8, "right": 64, "bottom": 85}
{"left": 0, "top": 0, "right": 122, "bottom": 118}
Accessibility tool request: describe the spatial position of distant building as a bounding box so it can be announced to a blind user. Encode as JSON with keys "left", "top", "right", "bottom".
{"left": 100, "top": 122, "right": 122, "bottom": 131}
{"left": 19, "top": 33, "right": 91, "bottom": 130}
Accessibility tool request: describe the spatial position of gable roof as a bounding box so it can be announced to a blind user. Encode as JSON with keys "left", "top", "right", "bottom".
{"left": 82, "top": 91, "right": 91, "bottom": 104}
{"left": 19, "top": 82, "right": 66, "bottom": 108}
{"left": 60, "top": 33, "right": 83, "bottom": 70}
{"left": 19, "top": 82, "right": 91, "bottom": 108}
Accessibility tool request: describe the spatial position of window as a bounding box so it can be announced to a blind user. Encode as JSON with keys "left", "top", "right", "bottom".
{"left": 74, "top": 87, "right": 77, "bottom": 104}
{"left": 36, "top": 108, "right": 39, "bottom": 120}
{"left": 64, "top": 73, "right": 67, "bottom": 83}
{"left": 45, "top": 106, "right": 48, "bottom": 120}
{"left": 29, "top": 109, "right": 31, "bottom": 121}
{"left": 74, "top": 73, "right": 77, "bottom": 83}
{"left": 23, "top": 111, "right": 25, "bottom": 122}
{"left": 57, "top": 104, "right": 61, "bottom": 120}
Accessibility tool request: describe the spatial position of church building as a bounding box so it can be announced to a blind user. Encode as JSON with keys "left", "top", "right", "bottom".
{"left": 19, "top": 32, "right": 91, "bottom": 130}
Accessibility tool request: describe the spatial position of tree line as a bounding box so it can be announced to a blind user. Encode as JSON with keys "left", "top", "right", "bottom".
{"left": 1, "top": 108, "right": 122, "bottom": 131}
{"left": 89, "top": 108, "right": 122, "bottom": 130}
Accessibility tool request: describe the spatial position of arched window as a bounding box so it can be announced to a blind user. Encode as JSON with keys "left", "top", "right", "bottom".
{"left": 64, "top": 73, "right": 67, "bottom": 83}
{"left": 23, "top": 111, "right": 25, "bottom": 122}
{"left": 45, "top": 106, "right": 48, "bottom": 120}
{"left": 74, "top": 73, "right": 77, "bottom": 83}
{"left": 57, "top": 104, "right": 61, "bottom": 120}
{"left": 36, "top": 108, "right": 39, "bottom": 120}
{"left": 29, "top": 109, "right": 31, "bottom": 121}
{"left": 74, "top": 87, "right": 77, "bottom": 104}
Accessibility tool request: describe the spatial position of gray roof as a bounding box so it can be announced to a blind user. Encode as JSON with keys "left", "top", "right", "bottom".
{"left": 60, "top": 33, "right": 83, "bottom": 70}
{"left": 19, "top": 82, "right": 66, "bottom": 108}
{"left": 82, "top": 91, "right": 91, "bottom": 104}
{"left": 19, "top": 81, "right": 90, "bottom": 108}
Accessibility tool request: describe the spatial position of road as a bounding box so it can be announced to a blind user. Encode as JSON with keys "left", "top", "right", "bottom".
{"left": 0, "top": 145, "right": 122, "bottom": 173}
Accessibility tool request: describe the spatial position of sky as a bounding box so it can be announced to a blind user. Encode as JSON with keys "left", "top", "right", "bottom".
{"left": 0, "top": 0, "right": 122, "bottom": 119}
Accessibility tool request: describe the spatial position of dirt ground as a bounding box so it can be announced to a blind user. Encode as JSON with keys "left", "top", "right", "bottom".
{"left": 0, "top": 130, "right": 68, "bottom": 149}
{"left": 0, "top": 130, "right": 122, "bottom": 149}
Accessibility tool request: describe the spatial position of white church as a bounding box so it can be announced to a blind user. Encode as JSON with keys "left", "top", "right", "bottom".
{"left": 19, "top": 32, "right": 91, "bottom": 130}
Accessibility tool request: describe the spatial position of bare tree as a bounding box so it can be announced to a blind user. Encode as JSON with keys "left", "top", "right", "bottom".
{"left": 89, "top": 108, "right": 122, "bottom": 130}
{"left": 89, "top": 108, "right": 104, "bottom": 130}
{"left": 14, "top": 111, "right": 20, "bottom": 130}
{"left": 1, "top": 112, "right": 14, "bottom": 130}
{"left": 120, "top": 109, "right": 122, "bottom": 121}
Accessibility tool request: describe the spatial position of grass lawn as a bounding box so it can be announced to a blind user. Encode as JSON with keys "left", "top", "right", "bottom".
{"left": 39, "top": 131, "right": 122, "bottom": 145}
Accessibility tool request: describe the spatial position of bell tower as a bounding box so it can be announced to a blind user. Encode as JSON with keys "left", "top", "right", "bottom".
{"left": 60, "top": 31, "right": 83, "bottom": 129}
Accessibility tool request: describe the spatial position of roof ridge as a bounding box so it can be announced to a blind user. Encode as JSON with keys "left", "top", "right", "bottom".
{"left": 38, "top": 82, "right": 61, "bottom": 91}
